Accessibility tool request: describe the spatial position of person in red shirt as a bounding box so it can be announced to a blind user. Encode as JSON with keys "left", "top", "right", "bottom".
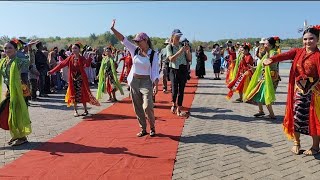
{"left": 118, "top": 51, "right": 133, "bottom": 91}
{"left": 264, "top": 25, "right": 320, "bottom": 156}
{"left": 225, "top": 46, "right": 237, "bottom": 84}
{"left": 226, "top": 45, "right": 254, "bottom": 101}
{"left": 48, "top": 43, "right": 100, "bottom": 117}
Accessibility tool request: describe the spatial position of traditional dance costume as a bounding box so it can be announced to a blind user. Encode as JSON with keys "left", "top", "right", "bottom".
{"left": 119, "top": 54, "right": 133, "bottom": 83}
{"left": 96, "top": 56, "right": 124, "bottom": 99}
{"left": 269, "top": 48, "right": 320, "bottom": 138}
{"left": 226, "top": 53, "right": 254, "bottom": 99}
{"left": 49, "top": 54, "right": 100, "bottom": 107}
{"left": 243, "top": 49, "right": 279, "bottom": 105}
{"left": 225, "top": 49, "right": 237, "bottom": 84}
{"left": 0, "top": 57, "right": 32, "bottom": 139}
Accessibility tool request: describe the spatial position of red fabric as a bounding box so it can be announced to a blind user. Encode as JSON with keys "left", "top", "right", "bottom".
{"left": 226, "top": 54, "right": 254, "bottom": 98}
{"left": 309, "top": 93, "right": 320, "bottom": 135}
{"left": 271, "top": 48, "right": 320, "bottom": 137}
{"left": 0, "top": 99, "right": 9, "bottom": 130}
{"left": 225, "top": 49, "right": 237, "bottom": 84}
{"left": 106, "top": 78, "right": 112, "bottom": 94}
{"left": 227, "top": 49, "right": 236, "bottom": 61}
{"left": 239, "top": 53, "right": 253, "bottom": 73}
{"left": 119, "top": 55, "right": 133, "bottom": 83}
{"left": 0, "top": 72, "right": 198, "bottom": 179}
{"left": 235, "top": 71, "right": 253, "bottom": 93}
{"left": 50, "top": 55, "right": 100, "bottom": 106}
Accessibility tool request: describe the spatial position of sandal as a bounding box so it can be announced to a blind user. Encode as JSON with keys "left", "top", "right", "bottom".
{"left": 291, "top": 141, "right": 301, "bottom": 155}
{"left": 235, "top": 98, "right": 243, "bottom": 102}
{"left": 74, "top": 112, "right": 79, "bottom": 117}
{"left": 303, "top": 148, "right": 320, "bottom": 156}
{"left": 12, "top": 138, "right": 28, "bottom": 146}
{"left": 150, "top": 129, "right": 156, "bottom": 137}
{"left": 254, "top": 112, "right": 265, "bottom": 117}
{"left": 171, "top": 105, "right": 176, "bottom": 114}
{"left": 8, "top": 138, "right": 18, "bottom": 145}
{"left": 136, "top": 131, "right": 147, "bottom": 137}
{"left": 177, "top": 110, "right": 189, "bottom": 117}
{"left": 81, "top": 111, "right": 89, "bottom": 116}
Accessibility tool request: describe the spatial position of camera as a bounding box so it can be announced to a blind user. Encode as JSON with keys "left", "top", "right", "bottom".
{"left": 183, "top": 42, "right": 189, "bottom": 47}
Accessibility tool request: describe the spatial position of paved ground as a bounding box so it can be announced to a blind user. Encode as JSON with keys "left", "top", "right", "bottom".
{"left": 172, "top": 69, "right": 320, "bottom": 180}
{"left": 0, "top": 82, "right": 131, "bottom": 167}
{"left": 1, "top": 68, "right": 320, "bottom": 180}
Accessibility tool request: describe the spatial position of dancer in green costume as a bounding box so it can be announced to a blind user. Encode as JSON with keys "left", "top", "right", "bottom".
{"left": 243, "top": 37, "right": 280, "bottom": 119}
{"left": 0, "top": 40, "right": 32, "bottom": 146}
{"left": 96, "top": 47, "right": 124, "bottom": 102}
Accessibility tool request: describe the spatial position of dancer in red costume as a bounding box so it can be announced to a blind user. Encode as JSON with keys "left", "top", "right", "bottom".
{"left": 226, "top": 44, "right": 254, "bottom": 102}
{"left": 48, "top": 43, "right": 100, "bottom": 117}
{"left": 264, "top": 25, "right": 320, "bottom": 155}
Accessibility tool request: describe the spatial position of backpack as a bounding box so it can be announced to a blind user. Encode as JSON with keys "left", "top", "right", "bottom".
{"left": 134, "top": 47, "right": 155, "bottom": 67}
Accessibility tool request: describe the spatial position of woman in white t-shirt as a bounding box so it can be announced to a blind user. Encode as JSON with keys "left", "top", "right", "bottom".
{"left": 110, "top": 19, "right": 159, "bottom": 137}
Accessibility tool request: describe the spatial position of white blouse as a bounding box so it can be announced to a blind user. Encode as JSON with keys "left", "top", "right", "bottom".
{"left": 121, "top": 37, "right": 159, "bottom": 85}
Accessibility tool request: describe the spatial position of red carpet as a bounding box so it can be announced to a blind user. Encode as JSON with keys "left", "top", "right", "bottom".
{"left": 0, "top": 73, "right": 198, "bottom": 180}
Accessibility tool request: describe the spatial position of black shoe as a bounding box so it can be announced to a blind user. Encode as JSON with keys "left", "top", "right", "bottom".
{"left": 254, "top": 112, "right": 265, "bottom": 117}
{"left": 150, "top": 129, "right": 155, "bottom": 137}
{"left": 137, "top": 131, "right": 148, "bottom": 137}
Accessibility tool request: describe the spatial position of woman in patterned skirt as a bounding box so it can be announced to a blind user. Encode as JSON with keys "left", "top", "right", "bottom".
{"left": 48, "top": 43, "right": 100, "bottom": 117}
{"left": 264, "top": 26, "right": 320, "bottom": 155}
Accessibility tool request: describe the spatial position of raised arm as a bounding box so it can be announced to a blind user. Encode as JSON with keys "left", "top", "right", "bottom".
{"left": 263, "top": 48, "right": 297, "bottom": 66}
{"left": 83, "top": 56, "right": 93, "bottom": 67}
{"left": 110, "top": 19, "right": 137, "bottom": 56}
{"left": 49, "top": 56, "right": 70, "bottom": 75}
{"left": 110, "top": 19, "right": 124, "bottom": 42}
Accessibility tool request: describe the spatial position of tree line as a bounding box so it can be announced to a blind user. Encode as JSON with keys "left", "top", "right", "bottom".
{"left": 0, "top": 32, "right": 304, "bottom": 52}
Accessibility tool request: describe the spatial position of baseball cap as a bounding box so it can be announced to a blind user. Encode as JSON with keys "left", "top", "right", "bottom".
{"left": 164, "top": 39, "right": 170, "bottom": 44}
{"left": 172, "top": 29, "right": 183, "bottom": 36}
{"left": 181, "top": 38, "right": 189, "bottom": 43}
{"left": 133, "top": 32, "right": 149, "bottom": 42}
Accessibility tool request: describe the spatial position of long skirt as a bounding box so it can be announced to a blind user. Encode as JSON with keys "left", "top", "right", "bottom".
{"left": 195, "top": 60, "right": 205, "bottom": 77}
{"left": 73, "top": 73, "right": 83, "bottom": 103}
{"left": 294, "top": 78, "right": 319, "bottom": 135}
{"left": 248, "top": 79, "right": 279, "bottom": 104}
{"left": 0, "top": 96, "right": 10, "bottom": 130}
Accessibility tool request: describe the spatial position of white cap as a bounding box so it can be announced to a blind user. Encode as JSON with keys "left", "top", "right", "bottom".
{"left": 259, "top": 38, "right": 268, "bottom": 44}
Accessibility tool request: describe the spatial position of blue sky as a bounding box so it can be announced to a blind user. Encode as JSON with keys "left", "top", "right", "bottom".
{"left": 1, "top": 1, "right": 319, "bottom": 41}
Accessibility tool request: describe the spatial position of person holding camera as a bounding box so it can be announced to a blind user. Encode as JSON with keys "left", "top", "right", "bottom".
{"left": 167, "top": 29, "right": 192, "bottom": 117}
{"left": 212, "top": 44, "right": 222, "bottom": 80}
{"left": 181, "top": 38, "right": 192, "bottom": 81}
